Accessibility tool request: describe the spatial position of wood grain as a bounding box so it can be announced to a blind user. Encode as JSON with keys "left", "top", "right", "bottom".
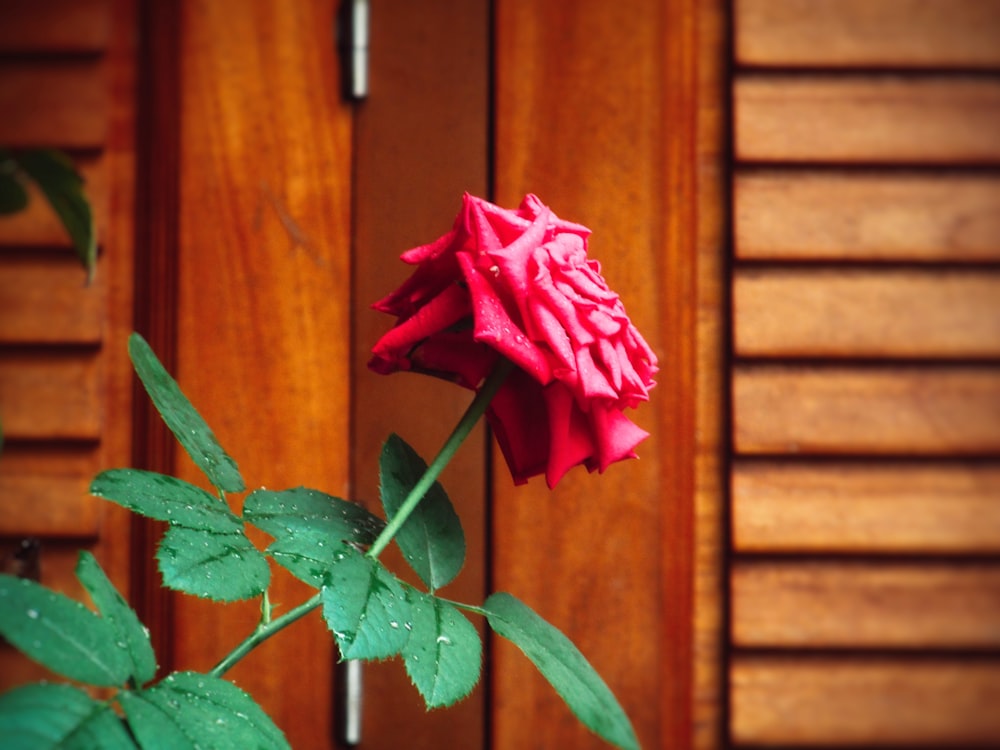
{"left": 733, "top": 269, "right": 1000, "bottom": 358}
{"left": 735, "top": 76, "right": 1000, "bottom": 164}
{"left": 734, "top": 365, "right": 1000, "bottom": 455}
{"left": 736, "top": 0, "right": 1000, "bottom": 69}
{"left": 0, "top": 352, "right": 101, "bottom": 440}
{"left": 0, "top": 62, "right": 108, "bottom": 148}
{"left": 734, "top": 171, "right": 1000, "bottom": 262}
{"left": 0, "top": 475, "right": 98, "bottom": 537}
{"left": 732, "top": 461, "right": 1000, "bottom": 553}
{"left": 732, "top": 561, "right": 1000, "bottom": 648}
{"left": 0, "top": 0, "right": 110, "bottom": 52}
{"left": 174, "top": 2, "right": 352, "bottom": 748}
{"left": 731, "top": 656, "right": 1000, "bottom": 745}
{"left": 494, "top": 1, "right": 728, "bottom": 748}
{"left": 0, "top": 253, "right": 104, "bottom": 343}
{"left": 350, "top": 0, "right": 490, "bottom": 746}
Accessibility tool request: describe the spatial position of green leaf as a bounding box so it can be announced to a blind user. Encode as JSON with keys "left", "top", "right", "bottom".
{"left": 244, "top": 487, "right": 385, "bottom": 587}
{"left": 91, "top": 469, "right": 243, "bottom": 532}
{"left": 0, "top": 683, "right": 135, "bottom": 750}
{"left": 13, "top": 149, "right": 96, "bottom": 281}
{"left": 379, "top": 434, "right": 465, "bottom": 591}
{"left": 402, "top": 589, "right": 481, "bottom": 709}
{"left": 157, "top": 526, "right": 270, "bottom": 602}
{"left": 244, "top": 487, "right": 385, "bottom": 545}
{"left": 120, "top": 672, "right": 289, "bottom": 750}
{"left": 128, "top": 333, "right": 245, "bottom": 493}
{"left": 76, "top": 551, "right": 157, "bottom": 685}
{"left": 320, "top": 547, "right": 411, "bottom": 661}
{"left": 483, "top": 592, "right": 639, "bottom": 750}
{"left": 0, "top": 172, "right": 28, "bottom": 214}
{"left": 0, "top": 575, "right": 132, "bottom": 687}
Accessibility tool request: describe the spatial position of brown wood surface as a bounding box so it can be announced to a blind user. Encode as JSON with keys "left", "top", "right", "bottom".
{"left": 350, "top": 0, "right": 490, "bottom": 746}
{"left": 734, "top": 365, "right": 1000, "bottom": 455}
{"left": 0, "top": 475, "right": 98, "bottom": 537}
{"left": 735, "top": 0, "right": 1000, "bottom": 69}
{"left": 732, "top": 461, "right": 1000, "bottom": 553}
{"left": 0, "top": 352, "right": 101, "bottom": 440}
{"left": 734, "top": 269, "right": 1000, "bottom": 358}
{"left": 0, "top": 253, "right": 104, "bottom": 343}
{"left": 734, "top": 171, "right": 1000, "bottom": 261}
{"left": 172, "top": 2, "right": 352, "bottom": 748}
{"left": 732, "top": 561, "right": 1000, "bottom": 648}
{"left": 0, "top": 0, "right": 110, "bottom": 52}
{"left": 731, "top": 656, "right": 1000, "bottom": 746}
{"left": 735, "top": 76, "right": 1000, "bottom": 164}
{"left": 0, "top": 62, "right": 108, "bottom": 148}
{"left": 494, "top": 0, "right": 727, "bottom": 748}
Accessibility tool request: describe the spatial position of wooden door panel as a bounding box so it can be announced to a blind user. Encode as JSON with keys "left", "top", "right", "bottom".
{"left": 736, "top": 0, "right": 1000, "bottom": 69}
{"left": 735, "top": 76, "right": 1000, "bottom": 164}
{"left": 734, "top": 269, "right": 1000, "bottom": 358}
{"left": 732, "top": 561, "right": 1000, "bottom": 648}
{"left": 731, "top": 657, "right": 1000, "bottom": 746}
{"left": 732, "top": 461, "right": 1000, "bottom": 554}
{"left": 734, "top": 172, "right": 1000, "bottom": 262}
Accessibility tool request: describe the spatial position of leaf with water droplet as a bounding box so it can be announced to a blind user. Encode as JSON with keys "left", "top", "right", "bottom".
{"left": 0, "top": 574, "right": 132, "bottom": 686}
{"left": 75, "top": 551, "right": 157, "bottom": 686}
{"left": 379, "top": 434, "right": 465, "bottom": 591}
{"left": 0, "top": 683, "right": 135, "bottom": 749}
{"left": 91, "top": 469, "right": 243, "bottom": 532}
{"left": 128, "top": 333, "right": 244, "bottom": 493}
{"left": 402, "top": 589, "right": 481, "bottom": 709}
{"left": 120, "top": 671, "right": 289, "bottom": 750}
{"left": 320, "top": 547, "right": 411, "bottom": 660}
{"left": 157, "top": 526, "right": 269, "bottom": 602}
{"left": 484, "top": 592, "right": 639, "bottom": 750}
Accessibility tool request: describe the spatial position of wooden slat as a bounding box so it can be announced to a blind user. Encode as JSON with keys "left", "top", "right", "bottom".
{"left": 734, "top": 269, "right": 1000, "bottom": 358}
{"left": 732, "top": 561, "right": 1000, "bottom": 648}
{"left": 734, "top": 171, "right": 1000, "bottom": 262}
{"left": 0, "top": 62, "right": 107, "bottom": 148}
{"left": 736, "top": 0, "right": 1000, "bottom": 69}
{"left": 732, "top": 461, "right": 1000, "bottom": 554}
{"left": 0, "top": 0, "right": 111, "bottom": 53}
{"left": 734, "top": 366, "right": 1000, "bottom": 455}
{"left": 0, "top": 253, "right": 104, "bottom": 343}
{"left": 735, "top": 76, "right": 1000, "bottom": 164}
{"left": 731, "top": 656, "right": 1000, "bottom": 746}
{"left": 0, "top": 475, "right": 98, "bottom": 537}
{"left": 0, "top": 159, "right": 107, "bottom": 247}
{"left": 0, "top": 352, "right": 101, "bottom": 440}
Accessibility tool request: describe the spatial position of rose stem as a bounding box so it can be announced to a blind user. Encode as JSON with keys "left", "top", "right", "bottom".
{"left": 208, "top": 358, "right": 513, "bottom": 678}
{"left": 366, "top": 357, "right": 513, "bottom": 560}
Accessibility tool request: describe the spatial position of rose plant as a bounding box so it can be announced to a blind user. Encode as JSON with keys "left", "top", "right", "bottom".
{"left": 0, "top": 195, "right": 655, "bottom": 749}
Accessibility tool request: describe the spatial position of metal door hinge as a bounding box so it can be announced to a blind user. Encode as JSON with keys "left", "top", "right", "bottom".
{"left": 338, "top": 0, "right": 370, "bottom": 100}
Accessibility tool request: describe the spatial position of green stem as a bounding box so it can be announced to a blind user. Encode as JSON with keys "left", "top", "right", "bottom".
{"left": 209, "top": 592, "right": 322, "bottom": 678}
{"left": 367, "top": 358, "right": 513, "bottom": 560}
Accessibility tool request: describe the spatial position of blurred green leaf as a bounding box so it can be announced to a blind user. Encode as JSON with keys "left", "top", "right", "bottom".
{"left": 0, "top": 172, "right": 28, "bottom": 214}
{"left": 379, "top": 434, "right": 465, "bottom": 591}
{"left": 402, "top": 589, "right": 481, "bottom": 709}
{"left": 0, "top": 683, "right": 135, "bottom": 750}
{"left": 128, "top": 333, "right": 245, "bottom": 493}
{"left": 120, "top": 672, "right": 289, "bottom": 750}
{"left": 76, "top": 551, "right": 157, "bottom": 685}
{"left": 0, "top": 575, "right": 132, "bottom": 687}
{"left": 484, "top": 592, "right": 639, "bottom": 750}
{"left": 13, "top": 149, "right": 96, "bottom": 282}
{"left": 321, "top": 546, "right": 411, "bottom": 661}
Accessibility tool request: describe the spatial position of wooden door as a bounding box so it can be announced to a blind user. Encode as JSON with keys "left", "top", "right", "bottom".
{"left": 0, "top": 0, "right": 137, "bottom": 692}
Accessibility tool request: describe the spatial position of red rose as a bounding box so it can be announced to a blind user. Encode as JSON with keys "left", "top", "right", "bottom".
{"left": 369, "top": 193, "right": 657, "bottom": 488}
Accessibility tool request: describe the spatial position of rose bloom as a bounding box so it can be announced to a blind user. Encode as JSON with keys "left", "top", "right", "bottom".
{"left": 369, "top": 193, "right": 658, "bottom": 488}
